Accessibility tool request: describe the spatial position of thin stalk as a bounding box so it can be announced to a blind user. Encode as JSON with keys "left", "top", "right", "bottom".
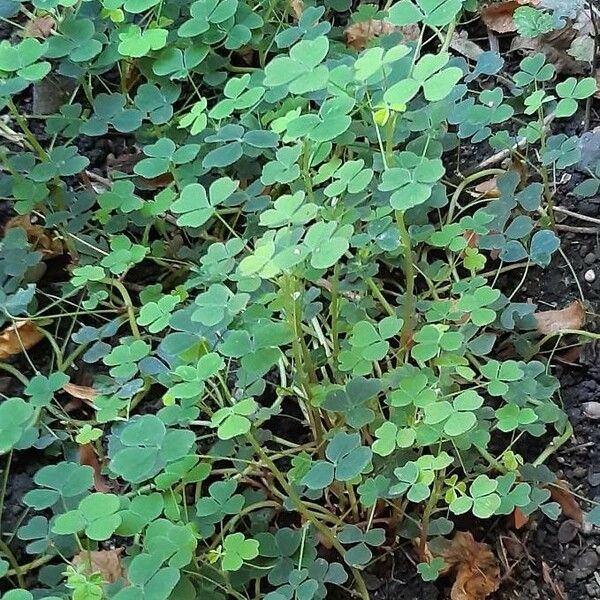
{"left": 395, "top": 210, "right": 415, "bottom": 351}
{"left": 6, "top": 99, "right": 48, "bottom": 160}
{"left": 103, "top": 278, "right": 140, "bottom": 338}
{"left": 446, "top": 168, "right": 506, "bottom": 223}
{"left": 0, "top": 539, "right": 25, "bottom": 588}
{"left": 243, "top": 433, "right": 370, "bottom": 600}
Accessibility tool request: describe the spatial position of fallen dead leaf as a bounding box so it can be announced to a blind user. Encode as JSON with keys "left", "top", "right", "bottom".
{"left": 439, "top": 531, "right": 501, "bottom": 600}
{"left": 23, "top": 15, "right": 55, "bottom": 39}
{"left": 541, "top": 561, "right": 567, "bottom": 600}
{"left": 511, "top": 6, "right": 594, "bottom": 74}
{"left": 535, "top": 300, "right": 585, "bottom": 334}
{"left": 474, "top": 178, "right": 501, "bottom": 197}
{"left": 80, "top": 443, "right": 112, "bottom": 493}
{"left": 511, "top": 507, "right": 529, "bottom": 530}
{"left": 0, "top": 321, "right": 44, "bottom": 360}
{"left": 450, "top": 31, "right": 485, "bottom": 61}
{"left": 480, "top": 0, "right": 539, "bottom": 33}
{"left": 290, "top": 0, "right": 304, "bottom": 20}
{"left": 548, "top": 480, "right": 583, "bottom": 524}
{"left": 5, "top": 215, "right": 65, "bottom": 259}
{"left": 72, "top": 549, "right": 125, "bottom": 583}
{"left": 344, "top": 19, "right": 420, "bottom": 50}
{"left": 480, "top": 0, "right": 522, "bottom": 33}
{"left": 63, "top": 382, "right": 98, "bottom": 402}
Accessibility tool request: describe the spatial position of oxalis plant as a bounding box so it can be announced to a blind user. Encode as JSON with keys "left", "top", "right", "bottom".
{"left": 0, "top": 0, "right": 599, "bottom": 599}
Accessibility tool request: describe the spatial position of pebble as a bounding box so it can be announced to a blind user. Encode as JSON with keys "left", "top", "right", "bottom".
{"left": 588, "top": 468, "right": 600, "bottom": 487}
{"left": 585, "top": 269, "right": 596, "bottom": 283}
{"left": 558, "top": 519, "right": 580, "bottom": 543}
{"left": 583, "top": 401, "right": 600, "bottom": 419}
{"left": 585, "top": 252, "right": 597, "bottom": 265}
{"left": 574, "top": 550, "right": 599, "bottom": 579}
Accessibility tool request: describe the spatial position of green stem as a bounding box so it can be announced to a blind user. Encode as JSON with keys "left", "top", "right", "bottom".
{"left": 395, "top": 210, "right": 415, "bottom": 351}
{"left": 0, "top": 362, "right": 29, "bottom": 386}
{"left": 533, "top": 422, "right": 573, "bottom": 466}
{"left": 4, "top": 553, "right": 55, "bottom": 578}
{"left": 103, "top": 279, "right": 140, "bottom": 339}
{"left": 244, "top": 434, "right": 370, "bottom": 600}
{"left": 0, "top": 450, "right": 12, "bottom": 537}
{"left": 6, "top": 99, "right": 48, "bottom": 160}
{"left": 446, "top": 168, "right": 506, "bottom": 223}
{"left": 0, "top": 539, "right": 25, "bottom": 588}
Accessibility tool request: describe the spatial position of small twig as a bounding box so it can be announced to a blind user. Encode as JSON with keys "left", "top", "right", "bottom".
{"left": 554, "top": 205, "right": 600, "bottom": 225}
{"left": 466, "top": 115, "right": 554, "bottom": 175}
{"left": 555, "top": 224, "right": 599, "bottom": 234}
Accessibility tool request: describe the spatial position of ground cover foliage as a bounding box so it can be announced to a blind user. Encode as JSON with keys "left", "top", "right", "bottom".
{"left": 0, "top": 0, "right": 600, "bottom": 598}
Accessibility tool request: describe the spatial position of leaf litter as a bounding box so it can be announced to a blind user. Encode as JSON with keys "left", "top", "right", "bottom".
{"left": 430, "top": 531, "right": 500, "bottom": 600}
{"left": 0, "top": 321, "right": 44, "bottom": 360}
{"left": 534, "top": 299, "right": 586, "bottom": 333}
{"left": 72, "top": 549, "right": 126, "bottom": 584}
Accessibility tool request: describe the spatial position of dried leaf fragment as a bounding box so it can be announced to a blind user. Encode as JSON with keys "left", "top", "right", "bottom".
{"left": 79, "top": 443, "right": 111, "bottom": 493}
{"left": 474, "top": 178, "right": 500, "bottom": 197}
{"left": 441, "top": 531, "right": 500, "bottom": 600}
{"left": 290, "top": 0, "right": 304, "bottom": 20}
{"left": 0, "top": 321, "right": 44, "bottom": 360}
{"left": 72, "top": 549, "right": 125, "bottom": 583}
{"left": 535, "top": 300, "right": 585, "bottom": 334}
{"left": 541, "top": 561, "right": 567, "bottom": 600}
{"left": 549, "top": 480, "right": 583, "bottom": 523}
{"left": 24, "top": 15, "right": 55, "bottom": 39}
{"left": 512, "top": 507, "right": 529, "bottom": 529}
{"left": 63, "top": 382, "right": 98, "bottom": 402}
{"left": 5, "top": 215, "right": 65, "bottom": 259}
{"left": 344, "top": 19, "right": 419, "bottom": 50}
{"left": 480, "top": 0, "right": 538, "bottom": 33}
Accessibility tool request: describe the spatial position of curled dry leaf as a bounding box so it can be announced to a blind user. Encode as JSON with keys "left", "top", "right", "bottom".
{"left": 548, "top": 480, "right": 583, "bottom": 524}
{"left": 72, "top": 549, "right": 125, "bottom": 583}
{"left": 480, "top": 0, "right": 522, "bottom": 34}
{"left": 474, "top": 178, "right": 501, "bottom": 197}
{"left": 541, "top": 561, "right": 567, "bottom": 600}
{"left": 440, "top": 531, "right": 500, "bottom": 600}
{"left": 80, "top": 443, "right": 112, "bottom": 493}
{"left": 290, "top": 0, "right": 304, "bottom": 20}
{"left": 5, "top": 215, "right": 65, "bottom": 259}
{"left": 345, "top": 19, "right": 420, "bottom": 50}
{"left": 63, "top": 382, "right": 98, "bottom": 402}
{"left": 480, "top": 0, "right": 538, "bottom": 33}
{"left": 0, "top": 321, "right": 44, "bottom": 360}
{"left": 24, "top": 15, "right": 56, "bottom": 39}
{"left": 511, "top": 7, "right": 594, "bottom": 74}
{"left": 511, "top": 507, "right": 529, "bottom": 530}
{"left": 535, "top": 300, "right": 585, "bottom": 334}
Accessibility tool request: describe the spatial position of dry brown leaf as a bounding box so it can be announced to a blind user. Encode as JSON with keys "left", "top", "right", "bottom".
{"left": 535, "top": 300, "right": 585, "bottom": 334}
{"left": 511, "top": 507, "right": 529, "bottom": 529}
{"left": 541, "top": 561, "right": 567, "bottom": 600}
{"left": 0, "top": 321, "right": 44, "bottom": 360}
{"left": 72, "top": 549, "right": 125, "bottom": 583}
{"left": 441, "top": 531, "right": 500, "bottom": 600}
{"left": 474, "top": 178, "right": 501, "bottom": 197}
{"left": 549, "top": 480, "right": 583, "bottom": 523}
{"left": 480, "top": 1, "right": 521, "bottom": 33}
{"left": 63, "top": 382, "right": 98, "bottom": 401}
{"left": 24, "top": 15, "right": 55, "bottom": 39}
{"left": 344, "top": 19, "right": 420, "bottom": 50}
{"left": 290, "top": 0, "right": 304, "bottom": 20}
{"left": 480, "top": 0, "right": 538, "bottom": 33}
{"left": 80, "top": 443, "right": 112, "bottom": 493}
{"left": 5, "top": 215, "right": 64, "bottom": 259}
{"left": 511, "top": 8, "right": 593, "bottom": 75}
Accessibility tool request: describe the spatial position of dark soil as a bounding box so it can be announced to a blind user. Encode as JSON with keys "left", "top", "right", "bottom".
{"left": 2, "top": 14, "right": 600, "bottom": 599}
